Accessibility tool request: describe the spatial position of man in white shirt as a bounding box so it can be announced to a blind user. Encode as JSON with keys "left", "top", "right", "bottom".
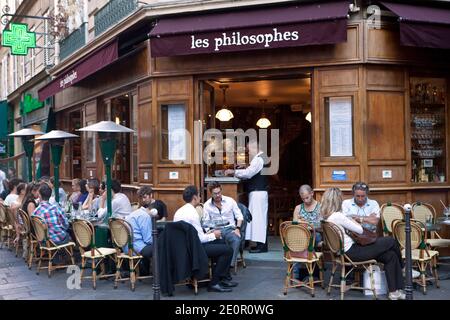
{"left": 203, "top": 181, "right": 243, "bottom": 272}
{"left": 225, "top": 139, "right": 269, "bottom": 253}
{"left": 342, "top": 182, "right": 380, "bottom": 232}
{"left": 97, "top": 180, "right": 132, "bottom": 220}
{"left": 174, "top": 185, "right": 237, "bottom": 293}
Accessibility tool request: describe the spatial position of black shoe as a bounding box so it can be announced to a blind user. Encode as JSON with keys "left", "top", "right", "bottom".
{"left": 220, "top": 280, "right": 238, "bottom": 288}
{"left": 207, "top": 284, "right": 232, "bottom": 292}
{"left": 249, "top": 245, "right": 268, "bottom": 253}
{"left": 223, "top": 274, "right": 233, "bottom": 281}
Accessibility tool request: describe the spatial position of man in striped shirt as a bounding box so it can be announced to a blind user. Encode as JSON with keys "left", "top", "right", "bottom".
{"left": 32, "top": 183, "right": 70, "bottom": 245}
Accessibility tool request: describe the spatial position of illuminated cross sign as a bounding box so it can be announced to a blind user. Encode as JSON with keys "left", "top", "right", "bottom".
{"left": 1, "top": 23, "right": 36, "bottom": 55}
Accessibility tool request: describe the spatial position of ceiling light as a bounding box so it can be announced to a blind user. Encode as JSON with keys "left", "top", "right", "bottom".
{"left": 305, "top": 112, "right": 312, "bottom": 123}
{"left": 256, "top": 99, "right": 271, "bottom": 128}
{"left": 215, "top": 85, "right": 234, "bottom": 122}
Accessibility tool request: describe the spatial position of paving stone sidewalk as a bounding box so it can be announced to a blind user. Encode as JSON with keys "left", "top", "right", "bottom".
{"left": 1, "top": 242, "right": 449, "bottom": 300}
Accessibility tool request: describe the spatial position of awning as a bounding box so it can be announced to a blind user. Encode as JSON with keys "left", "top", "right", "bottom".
{"left": 38, "top": 40, "right": 118, "bottom": 101}
{"left": 381, "top": 2, "right": 450, "bottom": 49}
{"left": 149, "top": 1, "right": 349, "bottom": 57}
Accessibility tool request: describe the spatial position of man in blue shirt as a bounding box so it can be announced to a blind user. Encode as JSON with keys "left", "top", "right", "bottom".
{"left": 125, "top": 186, "right": 154, "bottom": 275}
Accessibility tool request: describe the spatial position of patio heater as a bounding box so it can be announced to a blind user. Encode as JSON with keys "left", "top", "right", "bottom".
{"left": 35, "top": 130, "right": 78, "bottom": 204}
{"left": 403, "top": 204, "right": 414, "bottom": 300}
{"left": 78, "top": 121, "right": 134, "bottom": 218}
{"left": 9, "top": 128, "right": 44, "bottom": 182}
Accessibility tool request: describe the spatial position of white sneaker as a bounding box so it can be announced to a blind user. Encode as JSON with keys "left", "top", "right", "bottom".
{"left": 397, "top": 289, "right": 406, "bottom": 300}
{"left": 388, "top": 291, "right": 402, "bottom": 300}
{"left": 403, "top": 268, "right": 421, "bottom": 279}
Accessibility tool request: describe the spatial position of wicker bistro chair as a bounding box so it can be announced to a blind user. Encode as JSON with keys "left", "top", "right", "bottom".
{"left": 31, "top": 216, "right": 76, "bottom": 277}
{"left": 72, "top": 219, "right": 117, "bottom": 289}
{"left": 17, "top": 209, "right": 39, "bottom": 269}
{"left": 321, "top": 220, "right": 378, "bottom": 300}
{"left": 109, "top": 218, "right": 152, "bottom": 291}
{"left": 411, "top": 202, "right": 450, "bottom": 254}
{"left": 5, "top": 206, "right": 26, "bottom": 257}
{"left": 279, "top": 221, "right": 324, "bottom": 297}
{"left": 380, "top": 203, "right": 405, "bottom": 236}
{"left": 392, "top": 219, "right": 440, "bottom": 294}
{"left": 131, "top": 202, "right": 140, "bottom": 212}
{"left": 0, "top": 203, "right": 14, "bottom": 249}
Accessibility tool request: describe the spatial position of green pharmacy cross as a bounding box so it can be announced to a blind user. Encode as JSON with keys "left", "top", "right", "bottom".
{"left": 20, "top": 94, "right": 43, "bottom": 115}
{"left": 1, "top": 23, "right": 36, "bottom": 56}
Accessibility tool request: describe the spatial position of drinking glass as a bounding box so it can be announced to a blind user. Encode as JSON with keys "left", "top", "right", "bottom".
{"left": 444, "top": 208, "right": 450, "bottom": 221}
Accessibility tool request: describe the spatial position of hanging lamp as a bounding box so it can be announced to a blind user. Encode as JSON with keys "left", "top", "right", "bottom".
{"left": 215, "top": 84, "right": 234, "bottom": 122}
{"left": 256, "top": 99, "right": 271, "bottom": 128}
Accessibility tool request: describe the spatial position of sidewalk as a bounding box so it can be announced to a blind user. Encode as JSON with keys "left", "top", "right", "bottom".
{"left": 1, "top": 237, "right": 449, "bottom": 300}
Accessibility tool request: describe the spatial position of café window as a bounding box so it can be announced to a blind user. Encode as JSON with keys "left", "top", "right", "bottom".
{"left": 324, "top": 96, "right": 354, "bottom": 157}
{"left": 160, "top": 103, "right": 187, "bottom": 162}
{"left": 410, "top": 77, "right": 447, "bottom": 183}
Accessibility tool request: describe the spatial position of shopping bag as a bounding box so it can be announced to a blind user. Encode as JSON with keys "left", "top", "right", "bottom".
{"left": 363, "top": 265, "right": 388, "bottom": 296}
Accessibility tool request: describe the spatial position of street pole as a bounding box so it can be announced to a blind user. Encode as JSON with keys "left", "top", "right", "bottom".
{"left": 403, "top": 204, "right": 414, "bottom": 300}
{"left": 99, "top": 134, "right": 117, "bottom": 219}
{"left": 50, "top": 144, "right": 63, "bottom": 204}
{"left": 22, "top": 138, "right": 34, "bottom": 182}
{"left": 150, "top": 208, "right": 160, "bottom": 300}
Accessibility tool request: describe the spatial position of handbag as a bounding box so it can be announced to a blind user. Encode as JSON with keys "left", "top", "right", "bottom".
{"left": 347, "top": 227, "right": 377, "bottom": 246}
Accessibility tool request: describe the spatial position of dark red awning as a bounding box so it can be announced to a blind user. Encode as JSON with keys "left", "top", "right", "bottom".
{"left": 38, "top": 40, "right": 118, "bottom": 101}
{"left": 149, "top": 1, "right": 349, "bottom": 57}
{"left": 381, "top": 2, "right": 450, "bottom": 50}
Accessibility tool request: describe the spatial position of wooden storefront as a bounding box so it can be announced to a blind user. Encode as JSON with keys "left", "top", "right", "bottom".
{"left": 50, "top": 3, "right": 450, "bottom": 236}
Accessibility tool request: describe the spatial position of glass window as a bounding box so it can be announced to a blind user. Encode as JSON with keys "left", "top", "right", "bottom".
{"left": 324, "top": 96, "right": 354, "bottom": 157}
{"left": 160, "top": 103, "right": 187, "bottom": 161}
{"left": 132, "top": 93, "right": 138, "bottom": 182}
{"left": 410, "top": 77, "right": 447, "bottom": 183}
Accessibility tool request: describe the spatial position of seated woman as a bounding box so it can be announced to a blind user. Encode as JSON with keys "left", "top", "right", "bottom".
{"left": 82, "top": 179, "right": 100, "bottom": 212}
{"left": 293, "top": 184, "right": 322, "bottom": 242}
{"left": 69, "top": 178, "right": 82, "bottom": 206}
{"left": 292, "top": 184, "right": 322, "bottom": 280}
{"left": 321, "top": 187, "right": 405, "bottom": 300}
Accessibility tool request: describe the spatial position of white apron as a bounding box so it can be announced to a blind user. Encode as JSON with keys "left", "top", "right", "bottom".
{"left": 245, "top": 191, "right": 268, "bottom": 243}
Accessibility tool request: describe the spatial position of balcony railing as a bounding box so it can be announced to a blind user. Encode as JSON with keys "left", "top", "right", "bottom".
{"left": 94, "top": 0, "right": 139, "bottom": 36}
{"left": 59, "top": 23, "right": 87, "bottom": 61}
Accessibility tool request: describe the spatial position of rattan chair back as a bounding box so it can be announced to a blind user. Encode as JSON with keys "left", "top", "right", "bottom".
{"left": 321, "top": 220, "right": 345, "bottom": 255}
{"left": 109, "top": 218, "right": 133, "bottom": 248}
{"left": 381, "top": 203, "right": 404, "bottom": 234}
{"left": 0, "top": 203, "right": 6, "bottom": 224}
{"left": 72, "top": 219, "right": 94, "bottom": 248}
{"left": 281, "top": 222, "right": 313, "bottom": 252}
{"left": 131, "top": 202, "right": 140, "bottom": 212}
{"left": 17, "top": 209, "right": 31, "bottom": 233}
{"left": 393, "top": 219, "right": 425, "bottom": 250}
{"left": 195, "top": 204, "right": 204, "bottom": 222}
{"left": 5, "top": 206, "right": 16, "bottom": 226}
{"left": 412, "top": 202, "right": 435, "bottom": 225}
{"left": 31, "top": 216, "right": 48, "bottom": 243}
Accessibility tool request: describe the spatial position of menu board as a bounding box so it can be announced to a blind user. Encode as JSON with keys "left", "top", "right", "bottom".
{"left": 329, "top": 97, "right": 353, "bottom": 157}
{"left": 168, "top": 104, "right": 186, "bottom": 161}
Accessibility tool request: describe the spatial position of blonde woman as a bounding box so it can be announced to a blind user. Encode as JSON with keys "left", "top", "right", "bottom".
{"left": 321, "top": 187, "right": 405, "bottom": 300}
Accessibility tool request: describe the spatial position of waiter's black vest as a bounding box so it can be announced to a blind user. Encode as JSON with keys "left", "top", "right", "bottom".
{"left": 245, "top": 153, "right": 270, "bottom": 192}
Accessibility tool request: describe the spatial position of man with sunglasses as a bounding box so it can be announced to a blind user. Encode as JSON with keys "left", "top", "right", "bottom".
{"left": 342, "top": 182, "right": 380, "bottom": 232}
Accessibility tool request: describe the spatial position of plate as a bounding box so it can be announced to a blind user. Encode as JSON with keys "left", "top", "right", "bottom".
{"left": 442, "top": 220, "right": 450, "bottom": 225}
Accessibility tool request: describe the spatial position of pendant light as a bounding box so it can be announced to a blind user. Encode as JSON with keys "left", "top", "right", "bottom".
{"left": 256, "top": 99, "right": 271, "bottom": 128}
{"left": 215, "top": 84, "right": 234, "bottom": 122}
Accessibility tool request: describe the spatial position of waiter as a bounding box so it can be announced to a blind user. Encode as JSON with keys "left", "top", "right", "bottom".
{"left": 225, "top": 139, "right": 269, "bottom": 253}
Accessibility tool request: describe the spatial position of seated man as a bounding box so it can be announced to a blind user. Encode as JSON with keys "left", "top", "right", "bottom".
{"left": 203, "top": 181, "right": 243, "bottom": 274}
{"left": 125, "top": 186, "right": 155, "bottom": 276}
{"left": 97, "top": 180, "right": 132, "bottom": 220}
{"left": 174, "top": 185, "right": 237, "bottom": 293}
{"left": 137, "top": 185, "right": 168, "bottom": 222}
{"left": 32, "top": 183, "right": 70, "bottom": 245}
{"left": 342, "top": 182, "right": 380, "bottom": 233}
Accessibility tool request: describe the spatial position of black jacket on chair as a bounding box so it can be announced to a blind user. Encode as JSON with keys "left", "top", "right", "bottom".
{"left": 158, "top": 220, "right": 209, "bottom": 296}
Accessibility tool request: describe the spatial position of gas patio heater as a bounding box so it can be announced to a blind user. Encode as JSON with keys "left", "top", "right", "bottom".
{"left": 9, "top": 128, "right": 44, "bottom": 182}
{"left": 35, "top": 130, "right": 78, "bottom": 204}
{"left": 78, "top": 121, "right": 134, "bottom": 218}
